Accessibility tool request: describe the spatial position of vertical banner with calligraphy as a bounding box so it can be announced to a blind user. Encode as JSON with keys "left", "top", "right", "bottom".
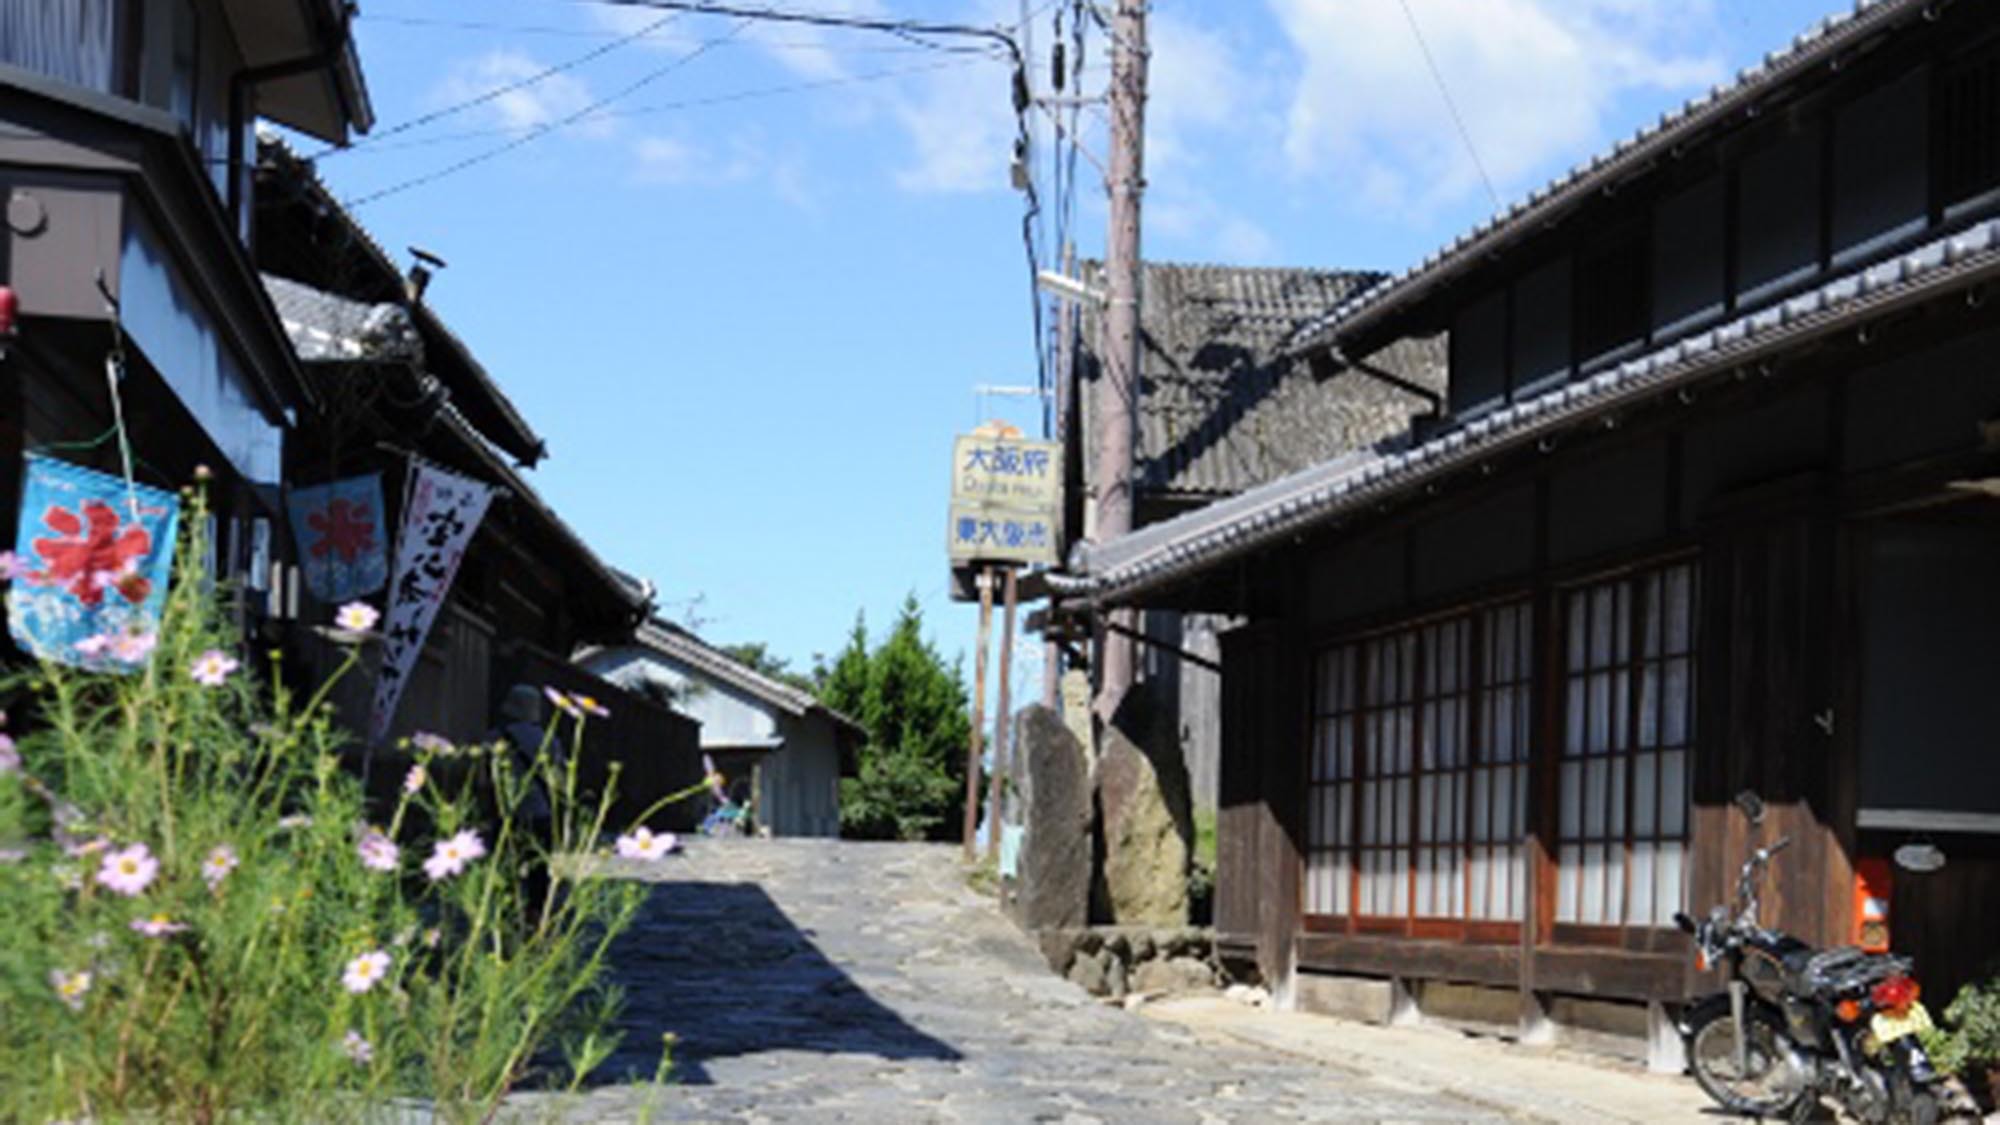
{"left": 369, "top": 461, "right": 493, "bottom": 743}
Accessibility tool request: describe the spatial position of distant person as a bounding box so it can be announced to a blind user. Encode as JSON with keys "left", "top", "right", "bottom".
{"left": 490, "top": 683, "right": 560, "bottom": 923}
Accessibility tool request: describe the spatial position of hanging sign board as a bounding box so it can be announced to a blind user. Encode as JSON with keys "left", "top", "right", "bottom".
{"left": 951, "top": 434, "right": 1061, "bottom": 510}
{"left": 947, "top": 504, "right": 1057, "bottom": 565}
{"left": 287, "top": 472, "right": 388, "bottom": 604}
{"left": 6, "top": 455, "right": 180, "bottom": 671}
{"left": 370, "top": 461, "right": 493, "bottom": 743}
{"left": 948, "top": 426, "right": 1061, "bottom": 567}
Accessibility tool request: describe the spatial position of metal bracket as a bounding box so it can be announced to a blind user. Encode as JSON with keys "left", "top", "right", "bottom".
{"left": 1103, "top": 619, "right": 1220, "bottom": 673}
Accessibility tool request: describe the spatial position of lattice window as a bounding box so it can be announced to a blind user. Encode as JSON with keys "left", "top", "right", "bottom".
{"left": 1469, "top": 603, "right": 1531, "bottom": 922}
{"left": 1556, "top": 562, "right": 1697, "bottom": 930}
{"left": 1305, "top": 646, "right": 1356, "bottom": 917}
{"left": 1308, "top": 600, "right": 1533, "bottom": 931}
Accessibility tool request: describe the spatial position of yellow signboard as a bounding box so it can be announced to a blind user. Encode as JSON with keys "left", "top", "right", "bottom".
{"left": 951, "top": 434, "right": 1061, "bottom": 510}
{"left": 947, "top": 504, "right": 1058, "bottom": 565}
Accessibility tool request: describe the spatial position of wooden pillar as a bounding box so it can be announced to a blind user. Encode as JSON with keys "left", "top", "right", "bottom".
{"left": 964, "top": 567, "right": 994, "bottom": 860}
{"left": 988, "top": 567, "right": 1018, "bottom": 862}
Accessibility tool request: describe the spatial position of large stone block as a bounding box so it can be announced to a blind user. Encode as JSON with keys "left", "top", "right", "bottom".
{"left": 1010, "top": 705, "right": 1092, "bottom": 931}
{"left": 1098, "top": 695, "right": 1189, "bottom": 925}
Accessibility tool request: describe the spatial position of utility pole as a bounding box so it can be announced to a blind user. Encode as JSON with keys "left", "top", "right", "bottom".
{"left": 1094, "top": 0, "right": 1147, "bottom": 726}
{"left": 964, "top": 566, "right": 994, "bottom": 861}
{"left": 988, "top": 567, "right": 1018, "bottom": 863}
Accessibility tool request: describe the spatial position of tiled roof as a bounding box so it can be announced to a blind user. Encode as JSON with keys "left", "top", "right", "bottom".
{"left": 1284, "top": 0, "right": 1930, "bottom": 356}
{"left": 261, "top": 273, "right": 648, "bottom": 619}
{"left": 263, "top": 274, "right": 420, "bottom": 364}
{"left": 1075, "top": 261, "right": 1445, "bottom": 500}
{"left": 631, "top": 619, "right": 865, "bottom": 737}
{"left": 1057, "top": 218, "right": 2000, "bottom": 605}
{"left": 255, "top": 132, "right": 548, "bottom": 467}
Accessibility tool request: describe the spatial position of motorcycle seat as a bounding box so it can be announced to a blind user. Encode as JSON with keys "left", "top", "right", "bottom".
{"left": 1784, "top": 946, "right": 1872, "bottom": 993}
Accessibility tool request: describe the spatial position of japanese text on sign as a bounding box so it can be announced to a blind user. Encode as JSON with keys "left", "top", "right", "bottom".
{"left": 947, "top": 504, "right": 1057, "bottom": 565}
{"left": 951, "top": 435, "right": 1061, "bottom": 510}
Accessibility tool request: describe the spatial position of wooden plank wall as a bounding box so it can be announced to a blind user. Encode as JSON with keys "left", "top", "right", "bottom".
{"left": 1694, "top": 506, "right": 1848, "bottom": 952}
{"left": 1215, "top": 625, "right": 1267, "bottom": 948}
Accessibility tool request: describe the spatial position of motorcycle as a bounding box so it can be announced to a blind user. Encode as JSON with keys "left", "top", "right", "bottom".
{"left": 1674, "top": 791, "right": 1945, "bottom": 1124}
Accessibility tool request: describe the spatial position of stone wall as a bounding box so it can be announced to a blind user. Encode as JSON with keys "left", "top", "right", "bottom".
{"left": 1035, "top": 926, "right": 1216, "bottom": 1001}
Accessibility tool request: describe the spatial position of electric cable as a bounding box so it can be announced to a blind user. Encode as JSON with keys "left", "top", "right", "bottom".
{"left": 1397, "top": 0, "right": 1501, "bottom": 213}
{"left": 311, "top": 8, "right": 681, "bottom": 159}
{"left": 343, "top": 18, "right": 754, "bottom": 207}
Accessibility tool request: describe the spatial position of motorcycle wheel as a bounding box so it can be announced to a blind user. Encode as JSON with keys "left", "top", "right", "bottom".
{"left": 1890, "top": 1070, "right": 1939, "bottom": 1125}
{"left": 1683, "top": 997, "right": 1808, "bottom": 1117}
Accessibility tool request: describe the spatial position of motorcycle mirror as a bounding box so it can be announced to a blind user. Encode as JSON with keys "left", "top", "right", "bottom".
{"left": 1733, "top": 790, "right": 1765, "bottom": 824}
{"left": 1893, "top": 843, "right": 1947, "bottom": 873}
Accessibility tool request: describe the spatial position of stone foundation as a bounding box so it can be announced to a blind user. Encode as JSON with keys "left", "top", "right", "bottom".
{"left": 1036, "top": 926, "right": 1216, "bottom": 1000}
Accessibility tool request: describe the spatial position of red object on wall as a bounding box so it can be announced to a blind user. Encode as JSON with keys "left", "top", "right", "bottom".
{"left": 0, "top": 285, "right": 18, "bottom": 338}
{"left": 1854, "top": 857, "right": 1894, "bottom": 953}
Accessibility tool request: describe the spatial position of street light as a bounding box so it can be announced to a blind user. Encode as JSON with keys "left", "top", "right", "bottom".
{"left": 1035, "top": 269, "right": 1106, "bottom": 306}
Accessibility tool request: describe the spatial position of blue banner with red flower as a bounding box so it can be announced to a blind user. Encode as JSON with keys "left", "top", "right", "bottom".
{"left": 286, "top": 473, "right": 387, "bottom": 604}
{"left": 5, "top": 456, "right": 181, "bottom": 669}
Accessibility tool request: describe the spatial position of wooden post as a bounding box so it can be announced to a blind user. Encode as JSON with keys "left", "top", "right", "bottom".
{"left": 988, "top": 567, "right": 1018, "bottom": 862}
{"left": 965, "top": 566, "right": 994, "bottom": 860}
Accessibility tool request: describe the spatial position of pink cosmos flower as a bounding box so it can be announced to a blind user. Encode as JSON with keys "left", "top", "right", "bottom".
{"left": 97, "top": 842, "right": 158, "bottom": 896}
{"left": 111, "top": 632, "right": 158, "bottom": 664}
{"left": 341, "top": 950, "right": 390, "bottom": 994}
{"left": 572, "top": 693, "right": 610, "bottom": 719}
{"left": 73, "top": 635, "right": 114, "bottom": 659}
{"left": 421, "top": 829, "right": 485, "bottom": 882}
{"left": 0, "top": 550, "right": 31, "bottom": 581}
{"left": 63, "top": 835, "right": 109, "bottom": 858}
{"left": 334, "top": 601, "right": 380, "bottom": 633}
{"left": 410, "top": 731, "right": 453, "bottom": 756}
{"left": 130, "top": 913, "right": 189, "bottom": 938}
{"left": 0, "top": 734, "right": 18, "bottom": 774}
{"left": 357, "top": 829, "right": 399, "bottom": 873}
{"left": 49, "top": 969, "right": 91, "bottom": 1011}
{"left": 189, "top": 649, "right": 240, "bottom": 687}
{"left": 543, "top": 686, "right": 582, "bottom": 719}
{"left": 0, "top": 848, "right": 26, "bottom": 864}
{"left": 402, "top": 764, "right": 426, "bottom": 795}
{"left": 343, "top": 1029, "right": 374, "bottom": 1065}
{"left": 615, "top": 827, "right": 678, "bottom": 861}
{"left": 202, "top": 844, "right": 239, "bottom": 890}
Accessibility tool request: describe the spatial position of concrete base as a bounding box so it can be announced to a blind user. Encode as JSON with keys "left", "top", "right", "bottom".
{"left": 1294, "top": 972, "right": 1396, "bottom": 1024}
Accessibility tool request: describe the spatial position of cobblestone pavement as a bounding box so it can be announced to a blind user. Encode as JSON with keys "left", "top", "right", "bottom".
{"left": 512, "top": 838, "right": 1512, "bottom": 1123}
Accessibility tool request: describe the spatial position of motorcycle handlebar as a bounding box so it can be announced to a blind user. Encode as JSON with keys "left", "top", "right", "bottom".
{"left": 1673, "top": 912, "right": 1697, "bottom": 934}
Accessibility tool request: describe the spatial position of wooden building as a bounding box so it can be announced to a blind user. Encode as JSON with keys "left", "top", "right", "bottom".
{"left": 582, "top": 618, "right": 862, "bottom": 837}
{"left": 1053, "top": 0, "right": 2000, "bottom": 1065}
{"left": 1063, "top": 262, "right": 1444, "bottom": 813}
{"left": 251, "top": 142, "right": 702, "bottom": 821}
{"left": 0, "top": 0, "right": 371, "bottom": 635}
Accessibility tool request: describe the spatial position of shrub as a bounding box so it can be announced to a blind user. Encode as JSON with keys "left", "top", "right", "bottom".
{"left": 0, "top": 498, "right": 699, "bottom": 1122}
{"left": 1925, "top": 963, "right": 2000, "bottom": 1081}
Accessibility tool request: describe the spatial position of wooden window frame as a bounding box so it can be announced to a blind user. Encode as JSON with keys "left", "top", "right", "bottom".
{"left": 1550, "top": 557, "right": 1699, "bottom": 948}
{"left": 1304, "top": 594, "right": 1533, "bottom": 944}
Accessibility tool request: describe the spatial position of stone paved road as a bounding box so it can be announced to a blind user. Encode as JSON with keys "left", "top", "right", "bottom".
{"left": 512, "top": 838, "right": 1511, "bottom": 1124}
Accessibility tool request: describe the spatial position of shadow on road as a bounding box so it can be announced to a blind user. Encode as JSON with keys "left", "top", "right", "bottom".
{"left": 585, "top": 880, "right": 962, "bottom": 1087}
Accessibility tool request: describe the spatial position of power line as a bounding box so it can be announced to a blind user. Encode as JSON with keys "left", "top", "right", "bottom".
{"left": 553, "top": 0, "right": 1019, "bottom": 60}
{"left": 344, "top": 18, "right": 755, "bottom": 207}
{"left": 361, "top": 11, "right": 1001, "bottom": 53}
{"left": 316, "top": 56, "right": 989, "bottom": 157}
{"left": 319, "top": 8, "right": 681, "bottom": 159}
{"left": 1397, "top": 0, "right": 1501, "bottom": 212}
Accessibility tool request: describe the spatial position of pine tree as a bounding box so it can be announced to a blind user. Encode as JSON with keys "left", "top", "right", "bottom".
{"left": 820, "top": 597, "right": 972, "bottom": 841}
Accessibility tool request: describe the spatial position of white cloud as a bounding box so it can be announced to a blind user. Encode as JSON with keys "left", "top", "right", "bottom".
{"left": 433, "top": 50, "right": 614, "bottom": 139}
{"left": 1146, "top": 14, "right": 1259, "bottom": 172}
{"left": 631, "top": 130, "right": 818, "bottom": 209}
{"left": 1149, "top": 190, "right": 1280, "bottom": 264}
{"left": 1270, "top": 0, "right": 1724, "bottom": 214}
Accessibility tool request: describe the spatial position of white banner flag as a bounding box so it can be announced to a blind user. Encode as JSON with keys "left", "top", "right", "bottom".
{"left": 369, "top": 461, "right": 494, "bottom": 743}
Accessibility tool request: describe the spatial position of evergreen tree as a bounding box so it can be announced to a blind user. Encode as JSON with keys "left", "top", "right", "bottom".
{"left": 819, "top": 597, "right": 972, "bottom": 841}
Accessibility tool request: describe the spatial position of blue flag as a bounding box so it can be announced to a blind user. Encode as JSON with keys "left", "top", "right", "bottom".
{"left": 6, "top": 456, "right": 181, "bottom": 670}
{"left": 287, "top": 473, "right": 388, "bottom": 604}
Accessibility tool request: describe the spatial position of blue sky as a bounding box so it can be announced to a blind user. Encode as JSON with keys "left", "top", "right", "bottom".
{"left": 316, "top": 0, "right": 1855, "bottom": 691}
